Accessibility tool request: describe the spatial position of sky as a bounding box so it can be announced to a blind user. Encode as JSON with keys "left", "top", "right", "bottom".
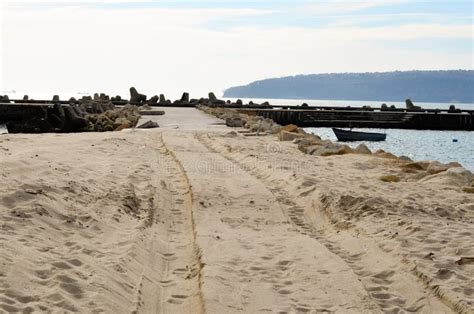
{"left": 1, "top": 0, "right": 473, "bottom": 98}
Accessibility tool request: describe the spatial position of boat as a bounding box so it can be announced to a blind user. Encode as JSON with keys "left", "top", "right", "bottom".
{"left": 332, "top": 128, "right": 386, "bottom": 141}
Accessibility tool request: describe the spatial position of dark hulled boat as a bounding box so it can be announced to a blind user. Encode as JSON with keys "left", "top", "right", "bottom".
{"left": 332, "top": 128, "right": 386, "bottom": 141}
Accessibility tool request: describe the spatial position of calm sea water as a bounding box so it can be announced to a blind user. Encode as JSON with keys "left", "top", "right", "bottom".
{"left": 231, "top": 98, "right": 473, "bottom": 171}
{"left": 2, "top": 92, "right": 473, "bottom": 170}
{"left": 306, "top": 128, "right": 473, "bottom": 171}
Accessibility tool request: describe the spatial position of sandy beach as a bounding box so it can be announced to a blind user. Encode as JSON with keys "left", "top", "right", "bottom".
{"left": 1, "top": 108, "right": 473, "bottom": 313}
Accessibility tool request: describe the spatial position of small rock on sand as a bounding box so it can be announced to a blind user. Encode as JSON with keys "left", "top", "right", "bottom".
{"left": 380, "top": 175, "right": 400, "bottom": 182}
{"left": 137, "top": 120, "right": 159, "bottom": 129}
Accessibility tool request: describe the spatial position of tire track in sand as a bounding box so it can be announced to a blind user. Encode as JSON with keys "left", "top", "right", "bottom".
{"left": 197, "top": 133, "right": 453, "bottom": 314}
{"left": 164, "top": 132, "right": 380, "bottom": 313}
{"left": 131, "top": 134, "right": 204, "bottom": 314}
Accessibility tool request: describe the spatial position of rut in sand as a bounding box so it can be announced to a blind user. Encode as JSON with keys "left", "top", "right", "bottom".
{"left": 196, "top": 132, "right": 454, "bottom": 313}
{"left": 0, "top": 132, "right": 204, "bottom": 313}
{"left": 139, "top": 133, "right": 204, "bottom": 313}
{"left": 164, "top": 131, "right": 377, "bottom": 313}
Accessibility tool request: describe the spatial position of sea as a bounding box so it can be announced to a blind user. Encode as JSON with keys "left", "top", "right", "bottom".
{"left": 1, "top": 92, "right": 473, "bottom": 171}
{"left": 231, "top": 98, "right": 473, "bottom": 171}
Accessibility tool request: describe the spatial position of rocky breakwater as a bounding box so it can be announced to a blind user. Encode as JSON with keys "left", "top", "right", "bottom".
{"left": 4, "top": 99, "right": 141, "bottom": 133}
{"left": 199, "top": 104, "right": 474, "bottom": 194}
{"left": 197, "top": 104, "right": 281, "bottom": 134}
{"left": 288, "top": 126, "right": 474, "bottom": 193}
{"left": 198, "top": 105, "right": 357, "bottom": 155}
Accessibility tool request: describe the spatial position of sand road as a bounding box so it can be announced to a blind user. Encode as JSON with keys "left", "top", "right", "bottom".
{"left": 0, "top": 108, "right": 471, "bottom": 313}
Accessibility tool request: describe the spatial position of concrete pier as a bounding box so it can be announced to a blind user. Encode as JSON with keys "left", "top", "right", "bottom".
{"left": 1, "top": 101, "right": 473, "bottom": 131}
{"left": 243, "top": 108, "right": 474, "bottom": 131}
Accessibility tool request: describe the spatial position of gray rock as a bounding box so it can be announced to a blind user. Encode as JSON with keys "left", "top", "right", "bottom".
{"left": 137, "top": 120, "right": 159, "bottom": 129}
{"left": 130, "top": 87, "right": 147, "bottom": 103}
{"left": 311, "top": 144, "right": 352, "bottom": 156}
{"left": 226, "top": 117, "right": 245, "bottom": 127}
{"left": 209, "top": 92, "right": 225, "bottom": 105}
{"left": 406, "top": 98, "right": 421, "bottom": 110}
{"left": 159, "top": 94, "right": 167, "bottom": 103}
{"left": 354, "top": 143, "right": 371, "bottom": 154}
{"left": 149, "top": 95, "right": 159, "bottom": 103}
{"left": 180, "top": 92, "right": 190, "bottom": 103}
{"left": 279, "top": 130, "right": 304, "bottom": 141}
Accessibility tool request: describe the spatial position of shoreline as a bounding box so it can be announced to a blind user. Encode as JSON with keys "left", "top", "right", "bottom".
{"left": 0, "top": 107, "right": 473, "bottom": 312}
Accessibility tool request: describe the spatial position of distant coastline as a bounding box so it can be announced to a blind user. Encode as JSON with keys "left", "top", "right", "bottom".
{"left": 224, "top": 70, "right": 474, "bottom": 104}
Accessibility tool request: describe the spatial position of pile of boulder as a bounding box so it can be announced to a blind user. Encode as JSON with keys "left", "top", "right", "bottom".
{"left": 286, "top": 125, "right": 367, "bottom": 157}
{"left": 0, "top": 95, "right": 11, "bottom": 102}
{"left": 197, "top": 105, "right": 281, "bottom": 134}
{"left": 82, "top": 103, "right": 141, "bottom": 132}
{"left": 5, "top": 99, "right": 141, "bottom": 133}
{"left": 198, "top": 104, "right": 371, "bottom": 157}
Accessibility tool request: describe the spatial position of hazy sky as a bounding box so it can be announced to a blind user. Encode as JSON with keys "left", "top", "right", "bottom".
{"left": 1, "top": 0, "right": 473, "bottom": 98}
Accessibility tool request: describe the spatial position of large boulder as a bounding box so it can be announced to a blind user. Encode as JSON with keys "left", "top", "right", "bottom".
{"left": 130, "top": 87, "right": 147, "bottom": 103}
{"left": 180, "top": 92, "right": 190, "bottom": 103}
{"left": 419, "top": 167, "right": 473, "bottom": 187}
{"left": 113, "top": 117, "right": 131, "bottom": 129}
{"left": 159, "top": 94, "right": 167, "bottom": 103}
{"left": 405, "top": 98, "right": 422, "bottom": 110}
{"left": 148, "top": 95, "right": 159, "bottom": 104}
{"left": 311, "top": 144, "right": 352, "bottom": 156}
{"left": 426, "top": 161, "right": 461, "bottom": 175}
{"left": 281, "top": 124, "right": 299, "bottom": 133}
{"left": 295, "top": 134, "right": 322, "bottom": 147}
{"left": 279, "top": 130, "right": 304, "bottom": 141}
{"left": 225, "top": 116, "right": 246, "bottom": 127}
{"left": 63, "top": 105, "right": 88, "bottom": 131}
{"left": 258, "top": 119, "right": 275, "bottom": 133}
{"left": 401, "top": 161, "right": 431, "bottom": 172}
{"left": 208, "top": 92, "right": 225, "bottom": 105}
{"left": 354, "top": 143, "right": 371, "bottom": 154}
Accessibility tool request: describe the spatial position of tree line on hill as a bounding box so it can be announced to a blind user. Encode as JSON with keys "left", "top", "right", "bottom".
{"left": 223, "top": 70, "right": 474, "bottom": 103}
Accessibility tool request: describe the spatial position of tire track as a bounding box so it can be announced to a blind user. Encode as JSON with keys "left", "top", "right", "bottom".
{"left": 154, "top": 133, "right": 205, "bottom": 314}
{"left": 129, "top": 133, "right": 204, "bottom": 314}
{"left": 197, "top": 133, "right": 453, "bottom": 314}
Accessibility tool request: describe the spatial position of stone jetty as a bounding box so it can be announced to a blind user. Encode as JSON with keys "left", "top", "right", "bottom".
{"left": 1, "top": 88, "right": 473, "bottom": 132}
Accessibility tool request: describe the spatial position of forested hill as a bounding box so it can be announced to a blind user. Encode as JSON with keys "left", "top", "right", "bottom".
{"left": 223, "top": 70, "right": 474, "bottom": 103}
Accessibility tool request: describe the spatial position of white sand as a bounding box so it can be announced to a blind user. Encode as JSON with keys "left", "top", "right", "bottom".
{"left": 0, "top": 108, "right": 473, "bottom": 313}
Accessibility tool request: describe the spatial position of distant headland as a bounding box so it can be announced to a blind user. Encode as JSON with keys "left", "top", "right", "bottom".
{"left": 223, "top": 70, "right": 474, "bottom": 104}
